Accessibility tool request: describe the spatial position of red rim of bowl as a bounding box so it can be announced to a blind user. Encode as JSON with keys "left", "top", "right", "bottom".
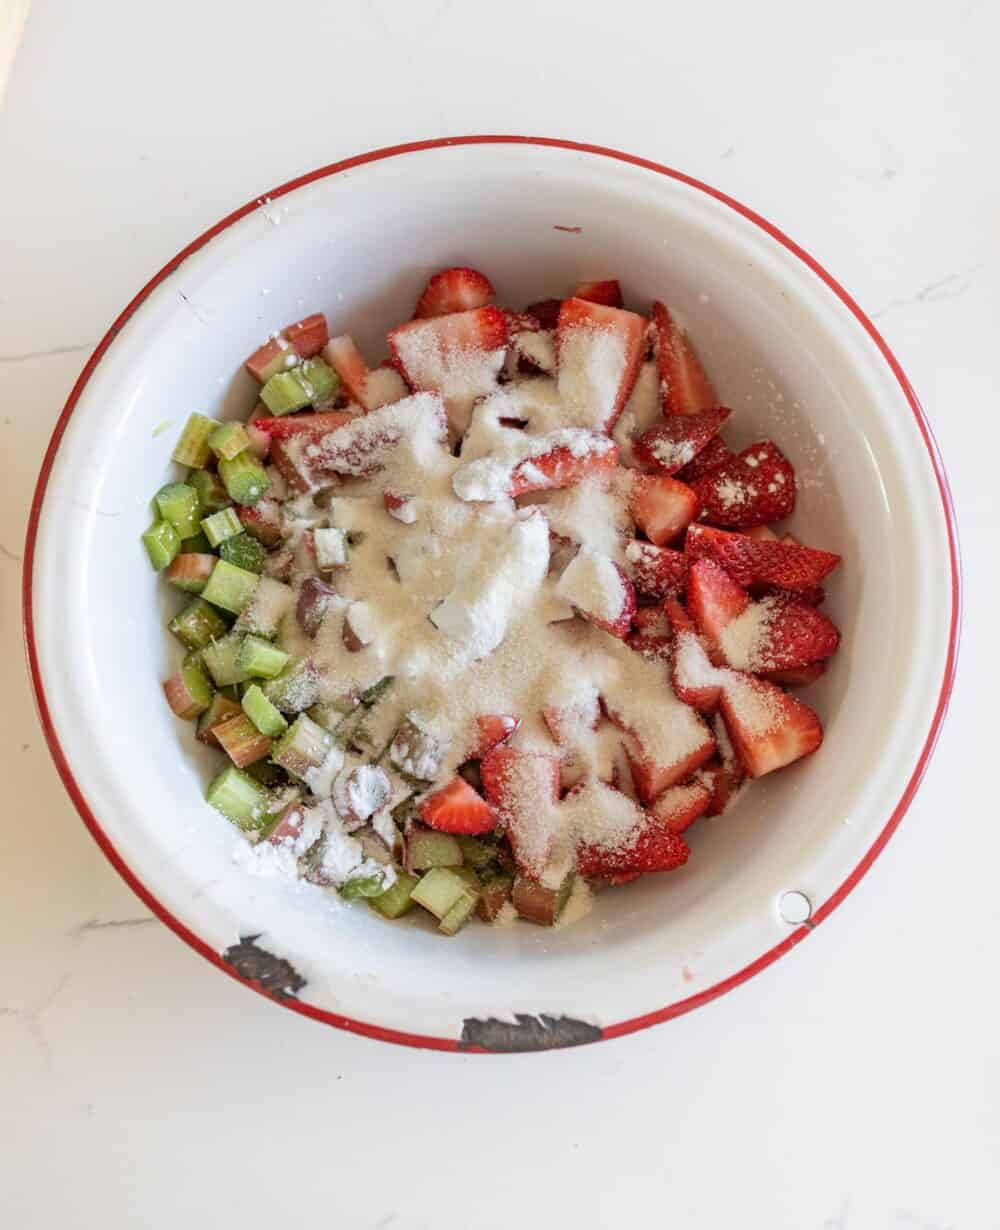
{"left": 21, "top": 136, "right": 962, "bottom": 1052}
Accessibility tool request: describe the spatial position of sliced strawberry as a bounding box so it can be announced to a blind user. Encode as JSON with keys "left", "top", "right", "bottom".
{"left": 414, "top": 267, "right": 495, "bottom": 318}
{"left": 621, "top": 737, "right": 716, "bottom": 807}
{"left": 649, "top": 780, "right": 713, "bottom": 833}
{"left": 507, "top": 435, "right": 618, "bottom": 497}
{"left": 481, "top": 747, "right": 562, "bottom": 875}
{"left": 674, "top": 434, "right": 733, "bottom": 482}
{"left": 577, "top": 807, "right": 690, "bottom": 877}
{"left": 746, "top": 525, "right": 780, "bottom": 542}
{"left": 634, "top": 407, "right": 731, "bottom": 475}
{"left": 383, "top": 490, "right": 417, "bottom": 523}
{"left": 719, "top": 671, "right": 823, "bottom": 777}
{"left": 542, "top": 694, "right": 601, "bottom": 744}
{"left": 701, "top": 757, "right": 744, "bottom": 816}
{"left": 283, "top": 313, "right": 329, "bottom": 359}
{"left": 722, "top": 599, "right": 840, "bottom": 672}
{"left": 687, "top": 557, "right": 750, "bottom": 647}
{"left": 556, "top": 297, "right": 648, "bottom": 431}
{"left": 418, "top": 776, "right": 498, "bottom": 835}
{"left": 753, "top": 582, "right": 826, "bottom": 607}
{"left": 473, "top": 714, "right": 521, "bottom": 757}
{"left": 625, "top": 633, "right": 672, "bottom": 660}
{"left": 762, "top": 662, "right": 827, "bottom": 687}
{"left": 633, "top": 606, "right": 672, "bottom": 637}
{"left": 305, "top": 394, "right": 447, "bottom": 483}
{"left": 525, "top": 298, "right": 562, "bottom": 329}
{"left": 574, "top": 279, "right": 624, "bottom": 308}
{"left": 667, "top": 598, "right": 724, "bottom": 713}
{"left": 554, "top": 549, "right": 636, "bottom": 639}
{"left": 388, "top": 306, "right": 509, "bottom": 434}
{"left": 662, "top": 595, "right": 696, "bottom": 635}
{"left": 323, "top": 335, "right": 370, "bottom": 406}
{"left": 685, "top": 524, "right": 840, "bottom": 591}
{"left": 624, "top": 540, "right": 688, "bottom": 599}
{"left": 629, "top": 475, "right": 700, "bottom": 546}
{"left": 690, "top": 441, "right": 796, "bottom": 529}
{"left": 651, "top": 300, "right": 718, "bottom": 416}
{"left": 245, "top": 335, "right": 296, "bottom": 384}
{"left": 250, "top": 410, "right": 353, "bottom": 440}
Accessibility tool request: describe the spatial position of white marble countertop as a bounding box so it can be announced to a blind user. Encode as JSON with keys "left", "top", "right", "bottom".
{"left": 1, "top": 2, "right": 997, "bottom": 1226}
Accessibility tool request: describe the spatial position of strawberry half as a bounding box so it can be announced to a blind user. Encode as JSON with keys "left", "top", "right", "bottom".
{"left": 481, "top": 747, "right": 562, "bottom": 875}
{"left": 634, "top": 407, "right": 732, "bottom": 475}
{"left": 251, "top": 410, "right": 353, "bottom": 440}
{"left": 388, "top": 306, "right": 509, "bottom": 435}
{"left": 687, "top": 558, "right": 749, "bottom": 649}
{"left": 624, "top": 541, "right": 688, "bottom": 599}
{"left": 414, "top": 266, "right": 495, "bottom": 318}
{"left": 675, "top": 434, "right": 733, "bottom": 483}
{"left": 574, "top": 279, "right": 624, "bottom": 308}
{"left": 685, "top": 524, "right": 841, "bottom": 591}
{"left": 507, "top": 435, "right": 619, "bottom": 497}
{"left": 629, "top": 475, "right": 700, "bottom": 546}
{"left": 648, "top": 780, "right": 713, "bottom": 833}
{"left": 620, "top": 737, "right": 716, "bottom": 807}
{"left": 723, "top": 599, "right": 840, "bottom": 672}
{"left": 542, "top": 694, "right": 601, "bottom": 744}
{"left": 666, "top": 596, "right": 724, "bottom": 712}
{"left": 473, "top": 714, "right": 521, "bottom": 758}
{"left": 323, "top": 335, "right": 370, "bottom": 407}
{"left": 577, "top": 808, "right": 690, "bottom": 878}
{"left": 689, "top": 441, "right": 796, "bottom": 529}
{"left": 554, "top": 549, "right": 636, "bottom": 639}
{"left": 719, "top": 671, "right": 823, "bottom": 777}
{"left": 418, "top": 776, "right": 498, "bottom": 835}
{"left": 762, "top": 662, "right": 827, "bottom": 687}
{"left": 651, "top": 300, "right": 718, "bottom": 416}
{"left": 556, "top": 297, "right": 648, "bottom": 431}
{"left": 633, "top": 606, "right": 673, "bottom": 637}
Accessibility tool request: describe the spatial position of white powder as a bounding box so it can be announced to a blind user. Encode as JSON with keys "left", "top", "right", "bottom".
{"left": 557, "top": 325, "right": 627, "bottom": 429}
{"left": 304, "top": 744, "right": 346, "bottom": 798}
{"left": 554, "top": 876, "right": 593, "bottom": 927}
{"left": 345, "top": 600, "right": 376, "bottom": 647}
{"left": 313, "top": 526, "right": 349, "bottom": 568}
{"left": 513, "top": 329, "right": 557, "bottom": 374}
{"left": 554, "top": 546, "right": 627, "bottom": 624}
{"left": 647, "top": 435, "right": 697, "bottom": 471}
{"left": 452, "top": 428, "right": 614, "bottom": 503}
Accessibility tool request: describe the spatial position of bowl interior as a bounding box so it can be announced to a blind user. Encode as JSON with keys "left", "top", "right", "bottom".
{"left": 30, "top": 142, "right": 954, "bottom": 1043}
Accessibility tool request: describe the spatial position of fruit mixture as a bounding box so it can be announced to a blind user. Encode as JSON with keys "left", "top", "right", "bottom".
{"left": 144, "top": 267, "right": 842, "bottom": 935}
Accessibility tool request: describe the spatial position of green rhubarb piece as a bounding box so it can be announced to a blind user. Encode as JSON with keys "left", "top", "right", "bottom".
{"left": 201, "top": 632, "right": 252, "bottom": 687}
{"left": 259, "top": 369, "right": 312, "bottom": 416}
{"left": 208, "top": 421, "right": 251, "bottom": 462}
{"left": 263, "top": 661, "right": 321, "bottom": 714}
{"left": 439, "top": 890, "right": 479, "bottom": 936}
{"left": 168, "top": 596, "right": 229, "bottom": 650}
{"left": 272, "top": 712, "right": 333, "bottom": 778}
{"left": 369, "top": 872, "right": 419, "bottom": 920}
{"left": 142, "top": 519, "right": 181, "bottom": 571}
{"left": 171, "top": 413, "right": 216, "bottom": 468}
{"left": 359, "top": 675, "right": 394, "bottom": 707}
{"left": 181, "top": 529, "right": 213, "bottom": 552}
{"left": 180, "top": 653, "right": 214, "bottom": 709}
{"left": 241, "top": 683, "right": 288, "bottom": 737}
{"left": 202, "top": 559, "right": 259, "bottom": 615}
{"left": 340, "top": 875, "right": 386, "bottom": 901}
{"left": 154, "top": 481, "right": 202, "bottom": 539}
{"left": 456, "top": 835, "right": 498, "bottom": 869}
{"left": 219, "top": 532, "right": 265, "bottom": 573}
{"left": 201, "top": 506, "right": 243, "bottom": 548}
{"left": 246, "top": 759, "right": 289, "bottom": 788}
{"left": 196, "top": 691, "right": 242, "bottom": 743}
{"left": 407, "top": 827, "right": 462, "bottom": 871}
{"left": 236, "top": 634, "right": 289, "bottom": 680}
{"left": 205, "top": 764, "right": 270, "bottom": 832}
{"left": 411, "top": 868, "right": 473, "bottom": 921}
{"left": 218, "top": 451, "right": 270, "bottom": 506}
{"left": 298, "top": 357, "right": 339, "bottom": 406}
{"left": 259, "top": 358, "right": 340, "bottom": 416}
{"left": 188, "top": 469, "right": 232, "bottom": 515}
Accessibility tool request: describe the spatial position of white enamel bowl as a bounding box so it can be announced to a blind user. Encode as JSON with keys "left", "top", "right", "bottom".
{"left": 24, "top": 138, "right": 960, "bottom": 1052}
